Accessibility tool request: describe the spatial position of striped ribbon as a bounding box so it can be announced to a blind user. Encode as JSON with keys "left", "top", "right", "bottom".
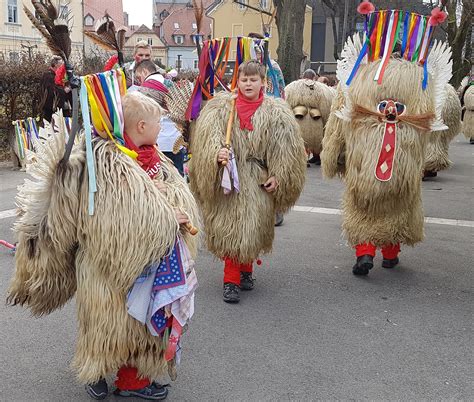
{"left": 80, "top": 77, "right": 98, "bottom": 215}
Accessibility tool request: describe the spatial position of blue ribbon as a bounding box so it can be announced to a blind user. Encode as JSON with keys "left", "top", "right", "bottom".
{"left": 80, "top": 77, "right": 97, "bottom": 215}
{"left": 422, "top": 58, "right": 428, "bottom": 90}
{"left": 400, "top": 12, "right": 410, "bottom": 56}
{"left": 98, "top": 73, "right": 117, "bottom": 140}
{"left": 346, "top": 42, "right": 369, "bottom": 86}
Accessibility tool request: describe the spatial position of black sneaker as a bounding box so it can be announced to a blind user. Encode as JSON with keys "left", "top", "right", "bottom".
{"left": 114, "top": 381, "right": 168, "bottom": 400}
{"left": 308, "top": 154, "right": 321, "bottom": 165}
{"left": 240, "top": 272, "right": 255, "bottom": 291}
{"left": 352, "top": 255, "right": 374, "bottom": 276}
{"left": 85, "top": 378, "right": 108, "bottom": 400}
{"left": 422, "top": 170, "right": 437, "bottom": 180}
{"left": 223, "top": 282, "right": 240, "bottom": 303}
{"left": 382, "top": 257, "right": 399, "bottom": 269}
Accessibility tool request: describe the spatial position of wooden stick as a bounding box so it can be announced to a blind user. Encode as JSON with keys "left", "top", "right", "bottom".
{"left": 221, "top": 97, "right": 236, "bottom": 166}
{"left": 184, "top": 222, "right": 199, "bottom": 236}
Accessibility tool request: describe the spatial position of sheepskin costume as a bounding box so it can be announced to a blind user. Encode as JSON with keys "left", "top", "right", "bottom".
{"left": 462, "top": 84, "right": 474, "bottom": 142}
{"left": 189, "top": 92, "right": 306, "bottom": 263}
{"left": 285, "top": 79, "right": 335, "bottom": 154}
{"left": 424, "top": 84, "right": 462, "bottom": 172}
{"left": 7, "top": 128, "right": 199, "bottom": 385}
{"left": 322, "top": 36, "right": 452, "bottom": 249}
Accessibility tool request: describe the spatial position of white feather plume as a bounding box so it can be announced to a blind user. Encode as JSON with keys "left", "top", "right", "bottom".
{"left": 336, "top": 33, "right": 365, "bottom": 121}
{"left": 427, "top": 40, "right": 452, "bottom": 131}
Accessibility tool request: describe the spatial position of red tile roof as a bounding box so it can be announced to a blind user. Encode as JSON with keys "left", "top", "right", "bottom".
{"left": 160, "top": 5, "right": 212, "bottom": 47}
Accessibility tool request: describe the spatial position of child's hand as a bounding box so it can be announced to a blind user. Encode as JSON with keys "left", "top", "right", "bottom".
{"left": 262, "top": 176, "right": 278, "bottom": 193}
{"left": 174, "top": 209, "right": 190, "bottom": 225}
{"left": 155, "top": 180, "right": 168, "bottom": 195}
{"left": 217, "top": 148, "right": 229, "bottom": 164}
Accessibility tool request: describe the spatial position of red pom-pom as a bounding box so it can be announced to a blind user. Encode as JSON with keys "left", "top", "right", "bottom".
{"left": 357, "top": 1, "right": 375, "bottom": 15}
{"left": 256, "top": 259, "right": 262, "bottom": 266}
{"left": 429, "top": 7, "right": 447, "bottom": 26}
{"left": 54, "top": 63, "right": 66, "bottom": 86}
{"left": 104, "top": 54, "right": 119, "bottom": 71}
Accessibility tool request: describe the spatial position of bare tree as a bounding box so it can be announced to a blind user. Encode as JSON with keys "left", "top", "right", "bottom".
{"left": 445, "top": 0, "right": 472, "bottom": 88}
{"left": 320, "top": 0, "right": 359, "bottom": 60}
{"left": 273, "top": 0, "right": 308, "bottom": 83}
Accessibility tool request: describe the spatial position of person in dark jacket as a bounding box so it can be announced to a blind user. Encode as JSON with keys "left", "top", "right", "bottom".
{"left": 39, "top": 56, "right": 72, "bottom": 122}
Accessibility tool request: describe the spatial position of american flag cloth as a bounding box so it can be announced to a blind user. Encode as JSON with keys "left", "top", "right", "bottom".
{"left": 126, "top": 236, "right": 198, "bottom": 337}
{"left": 221, "top": 148, "right": 240, "bottom": 195}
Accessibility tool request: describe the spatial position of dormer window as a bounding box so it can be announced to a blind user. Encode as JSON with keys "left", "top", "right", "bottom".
{"left": 84, "top": 14, "right": 94, "bottom": 26}
{"left": 174, "top": 35, "right": 184, "bottom": 44}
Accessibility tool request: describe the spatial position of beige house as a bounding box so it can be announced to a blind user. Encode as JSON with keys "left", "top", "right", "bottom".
{"left": 123, "top": 25, "right": 167, "bottom": 66}
{"left": 207, "top": 0, "right": 312, "bottom": 64}
{"left": 0, "top": 0, "right": 84, "bottom": 63}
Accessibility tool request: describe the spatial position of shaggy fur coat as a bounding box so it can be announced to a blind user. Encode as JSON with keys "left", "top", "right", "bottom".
{"left": 424, "top": 84, "right": 461, "bottom": 172}
{"left": 462, "top": 85, "right": 474, "bottom": 140}
{"left": 322, "top": 59, "right": 437, "bottom": 247}
{"left": 285, "top": 79, "right": 335, "bottom": 154}
{"left": 189, "top": 92, "right": 306, "bottom": 263}
{"left": 8, "top": 133, "right": 199, "bottom": 384}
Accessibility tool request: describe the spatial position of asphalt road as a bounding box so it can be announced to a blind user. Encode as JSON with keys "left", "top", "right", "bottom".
{"left": 0, "top": 135, "right": 472, "bottom": 401}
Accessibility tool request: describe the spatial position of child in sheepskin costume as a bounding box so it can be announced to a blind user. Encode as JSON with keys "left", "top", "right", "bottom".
{"left": 321, "top": 3, "right": 453, "bottom": 276}
{"left": 190, "top": 60, "right": 306, "bottom": 303}
{"left": 8, "top": 92, "right": 199, "bottom": 400}
{"left": 423, "top": 84, "right": 462, "bottom": 179}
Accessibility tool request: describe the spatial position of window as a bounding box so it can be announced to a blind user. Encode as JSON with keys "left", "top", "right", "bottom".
{"left": 193, "top": 60, "right": 198, "bottom": 69}
{"left": 137, "top": 37, "right": 142, "bottom": 42}
{"left": 174, "top": 22, "right": 179, "bottom": 29}
{"left": 260, "top": 0, "right": 269, "bottom": 10}
{"left": 84, "top": 15, "right": 94, "bottom": 26}
{"left": 8, "top": 0, "right": 18, "bottom": 23}
{"left": 174, "top": 35, "right": 184, "bottom": 44}
{"left": 148, "top": 37, "right": 153, "bottom": 45}
{"left": 237, "top": 0, "right": 247, "bottom": 10}
{"left": 192, "top": 22, "right": 197, "bottom": 29}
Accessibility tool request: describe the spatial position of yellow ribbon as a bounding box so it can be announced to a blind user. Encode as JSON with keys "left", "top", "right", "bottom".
{"left": 84, "top": 75, "right": 137, "bottom": 159}
{"left": 374, "top": 10, "right": 386, "bottom": 60}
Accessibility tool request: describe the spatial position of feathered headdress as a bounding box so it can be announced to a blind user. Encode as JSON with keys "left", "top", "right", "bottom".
{"left": 84, "top": 14, "right": 127, "bottom": 66}
{"left": 345, "top": 1, "right": 448, "bottom": 88}
{"left": 24, "top": 0, "right": 72, "bottom": 62}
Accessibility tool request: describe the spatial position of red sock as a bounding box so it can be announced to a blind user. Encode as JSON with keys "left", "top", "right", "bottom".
{"left": 115, "top": 366, "right": 150, "bottom": 391}
{"left": 224, "top": 257, "right": 241, "bottom": 285}
{"left": 240, "top": 262, "right": 253, "bottom": 273}
{"left": 381, "top": 243, "right": 400, "bottom": 260}
{"left": 355, "top": 243, "right": 377, "bottom": 257}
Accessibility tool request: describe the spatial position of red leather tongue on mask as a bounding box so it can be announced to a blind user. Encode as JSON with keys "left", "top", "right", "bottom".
{"left": 375, "top": 122, "right": 397, "bottom": 181}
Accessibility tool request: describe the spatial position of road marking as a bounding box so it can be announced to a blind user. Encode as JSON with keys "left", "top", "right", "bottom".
{"left": 0, "top": 209, "right": 15, "bottom": 220}
{"left": 0, "top": 206, "right": 472, "bottom": 228}
{"left": 293, "top": 205, "right": 474, "bottom": 228}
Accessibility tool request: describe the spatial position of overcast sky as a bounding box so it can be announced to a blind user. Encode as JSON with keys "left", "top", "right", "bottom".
{"left": 123, "top": 0, "right": 153, "bottom": 27}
